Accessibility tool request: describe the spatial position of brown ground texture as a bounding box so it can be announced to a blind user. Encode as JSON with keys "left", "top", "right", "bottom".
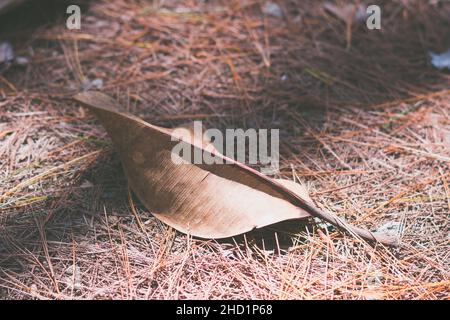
{"left": 0, "top": 0, "right": 449, "bottom": 299}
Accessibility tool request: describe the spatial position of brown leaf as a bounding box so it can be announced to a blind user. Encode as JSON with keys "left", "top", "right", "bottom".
{"left": 73, "top": 91, "right": 398, "bottom": 246}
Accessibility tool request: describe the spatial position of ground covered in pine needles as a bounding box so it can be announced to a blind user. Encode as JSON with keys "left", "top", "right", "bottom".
{"left": 0, "top": 0, "right": 449, "bottom": 299}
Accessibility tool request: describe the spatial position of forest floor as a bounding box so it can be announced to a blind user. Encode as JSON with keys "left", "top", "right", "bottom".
{"left": 0, "top": 0, "right": 449, "bottom": 299}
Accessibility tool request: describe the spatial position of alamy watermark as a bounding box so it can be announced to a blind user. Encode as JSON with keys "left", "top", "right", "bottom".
{"left": 366, "top": 5, "right": 381, "bottom": 30}
{"left": 65, "top": 4, "right": 382, "bottom": 31}
{"left": 66, "top": 5, "right": 81, "bottom": 30}
{"left": 170, "top": 121, "right": 280, "bottom": 174}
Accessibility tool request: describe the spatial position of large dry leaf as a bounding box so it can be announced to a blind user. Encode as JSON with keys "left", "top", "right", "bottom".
{"left": 73, "top": 91, "right": 398, "bottom": 246}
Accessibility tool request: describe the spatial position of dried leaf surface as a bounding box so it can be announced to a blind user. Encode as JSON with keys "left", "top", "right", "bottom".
{"left": 73, "top": 91, "right": 398, "bottom": 246}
